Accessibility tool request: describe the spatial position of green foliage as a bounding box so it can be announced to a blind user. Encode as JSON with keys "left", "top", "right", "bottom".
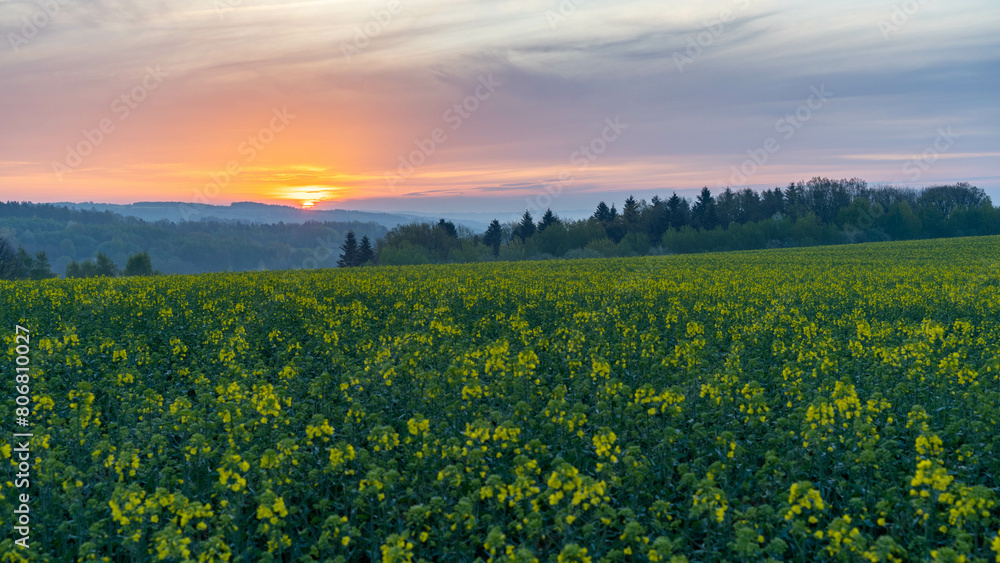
{"left": 95, "top": 251, "right": 119, "bottom": 277}
{"left": 373, "top": 179, "right": 1000, "bottom": 267}
{"left": 123, "top": 252, "right": 155, "bottom": 276}
{"left": 0, "top": 201, "right": 386, "bottom": 275}
{"left": 0, "top": 237, "right": 56, "bottom": 280}
{"left": 337, "top": 232, "right": 377, "bottom": 267}
{"left": 67, "top": 251, "right": 121, "bottom": 278}
{"left": 357, "top": 236, "right": 375, "bottom": 266}
{"left": 379, "top": 240, "right": 432, "bottom": 265}
{"left": 538, "top": 208, "right": 561, "bottom": 232}
{"left": 483, "top": 219, "right": 503, "bottom": 257}
{"left": 0, "top": 236, "right": 17, "bottom": 279}
{"left": 377, "top": 222, "right": 463, "bottom": 264}
{"left": 337, "top": 231, "right": 359, "bottom": 268}
{"left": 585, "top": 237, "right": 618, "bottom": 257}
{"left": 515, "top": 211, "right": 536, "bottom": 241}
{"left": 534, "top": 222, "right": 571, "bottom": 257}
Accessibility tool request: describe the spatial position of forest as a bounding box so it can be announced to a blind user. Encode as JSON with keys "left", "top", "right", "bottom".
{"left": 0, "top": 201, "right": 386, "bottom": 275}
{"left": 1, "top": 178, "right": 996, "bottom": 277}
{"left": 371, "top": 178, "right": 999, "bottom": 265}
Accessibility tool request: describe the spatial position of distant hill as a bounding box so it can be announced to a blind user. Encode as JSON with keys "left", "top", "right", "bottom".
{"left": 53, "top": 201, "right": 487, "bottom": 230}
{"left": 0, "top": 201, "right": 387, "bottom": 275}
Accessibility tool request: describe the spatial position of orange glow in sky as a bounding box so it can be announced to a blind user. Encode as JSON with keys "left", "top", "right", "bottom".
{"left": 0, "top": 1, "right": 996, "bottom": 210}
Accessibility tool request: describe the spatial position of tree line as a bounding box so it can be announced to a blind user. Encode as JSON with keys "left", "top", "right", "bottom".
{"left": 3, "top": 179, "right": 994, "bottom": 278}
{"left": 0, "top": 240, "right": 57, "bottom": 280}
{"left": 346, "top": 178, "right": 999, "bottom": 266}
{"left": 65, "top": 251, "right": 159, "bottom": 278}
{"left": 0, "top": 235, "right": 159, "bottom": 280}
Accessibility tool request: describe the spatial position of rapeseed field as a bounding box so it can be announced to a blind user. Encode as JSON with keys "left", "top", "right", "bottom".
{"left": 2, "top": 237, "right": 1000, "bottom": 562}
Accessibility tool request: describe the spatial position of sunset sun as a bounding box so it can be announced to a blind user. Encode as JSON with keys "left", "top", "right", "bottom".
{"left": 272, "top": 184, "right": 343, "bottom": 208}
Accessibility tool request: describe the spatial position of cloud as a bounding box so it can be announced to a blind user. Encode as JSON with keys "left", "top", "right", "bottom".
{"left": 0, "top": 0, "right": 997, "bottom": 206}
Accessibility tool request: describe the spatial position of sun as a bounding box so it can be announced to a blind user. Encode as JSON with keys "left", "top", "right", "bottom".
{"left": 270, "top": 184, "right": 343, "bottom": 209}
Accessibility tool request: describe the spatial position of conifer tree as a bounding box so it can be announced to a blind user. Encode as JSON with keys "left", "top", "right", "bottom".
{"left": 338, "top": 231, "right": 359, "bottom": 267}
{"left": 483, "top": 220, "right": 503, "bottom": 256}
{"left": 357, "top": 236, "right": 375, "bottom": 266}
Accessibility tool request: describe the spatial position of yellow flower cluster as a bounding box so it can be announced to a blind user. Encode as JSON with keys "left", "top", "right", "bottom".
{"left": 785, "top": 481, "right": 825, "bottom": 522}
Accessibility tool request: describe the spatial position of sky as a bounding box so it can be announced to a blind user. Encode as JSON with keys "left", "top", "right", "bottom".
{"left": 0, "top": 0, "right": 997, "bottom": 215}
